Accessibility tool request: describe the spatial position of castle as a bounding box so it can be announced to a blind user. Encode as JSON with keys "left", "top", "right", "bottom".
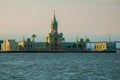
{"left": 0, "top": 13, "right": 116, "bottom": 52}
{"left": 46, "top": 12, "right": 63, "bottom": 50}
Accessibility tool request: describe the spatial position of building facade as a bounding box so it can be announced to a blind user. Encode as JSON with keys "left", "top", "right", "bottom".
{"left": 0, "top": 40, "right": 3, "bottom": 50}
{"left": 24, "top": 38, "right": 46, "bottom": 51}
{"left": 33, "top": 42, "right": 46, "bottom": 51}
{"left": 62, "top": 38, "right": 87, "bottom": 51}
{"left": 1, "top": 39, "right": 18, "bottom": 51}
{"left": 46, "top": 13, "right": 63, "bottom": 50}
{"left": 24, "top": 38, "right": 34, "bottom": 51}
{"left": 94, "top": 42, "right": 116, "bottom": 51}
{"left": 18, "top": 41, "right": 24, "bottom": 50}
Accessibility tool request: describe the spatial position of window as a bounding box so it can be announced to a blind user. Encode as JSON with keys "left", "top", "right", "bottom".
{"left": 55, "top": 43, "right": 57, "bottom": 47}
{"left": 25, "top": 45, "right": 26, "bottom": 48}
{"left": 54, "top": 37, "right": 57, "bottom": 42}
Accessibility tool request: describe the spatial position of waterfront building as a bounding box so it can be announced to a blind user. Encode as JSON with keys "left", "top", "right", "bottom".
{"left": 24, "top": 38, "right": 46, "bottom": 51}
{"left": 0, "top": 40, "right": 3, "bottom": 50}
{"left": 94, "top": 42, "right": 116, "bottom": 51}
{"left": 62, "top": 42, "right": 76, "bottom": 50}
{"left": 1, "top": 39, "right": 18, "bottom": 51}
{"left": 77, "top": 38, "right": 87, "bottom": 50}
{"left": 24, "top": 38, "right": 34, "bottom": 51}
{"left": 18, "top": 41, "right": 24, "bottom": 50}
{"left": 45, "top": 13, "right": 90, "bottom": 51}
{"left": 33, "top": 42, "right": 46, "bottom": 51}
{"left": 62, "top": 38, "right": 88, "bottom": 51}
{"left": 0, "top": 13, "right": 116, "bottom": 52}
{"left": 46, "top": 12, "right": 63, "bottom": 50}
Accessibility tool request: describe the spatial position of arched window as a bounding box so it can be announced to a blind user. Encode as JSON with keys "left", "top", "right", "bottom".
{"left": 54, "top": 37, "right": 57, "bottom": 42}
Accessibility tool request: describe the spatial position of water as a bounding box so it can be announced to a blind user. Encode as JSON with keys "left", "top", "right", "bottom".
{"left": 0, "top": 53, "right": 120, "bottom": 80}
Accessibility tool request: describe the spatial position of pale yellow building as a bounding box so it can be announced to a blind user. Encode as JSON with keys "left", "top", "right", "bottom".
{"left": 94, "top": 42, "right": 106, "bottom": 51}
{"left": 18, "top": 41, "right": 24, "bottom": 50}
{"left": 94, "top": 42, "right": 116, "bottom": 51}
{"left": 1, "top": 39, "right": 18, "bottom": 51}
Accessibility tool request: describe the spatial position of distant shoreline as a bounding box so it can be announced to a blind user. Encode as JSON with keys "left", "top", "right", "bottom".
{"left": 0, "top": 50, "right": 116, "bottom": 53}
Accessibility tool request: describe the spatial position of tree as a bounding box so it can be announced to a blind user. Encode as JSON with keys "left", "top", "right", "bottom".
{"left": 62, "top": 37, "right": 65, "bottom": 42}
{"left": 32, "top": 34, "right": 36, "bottom": 42}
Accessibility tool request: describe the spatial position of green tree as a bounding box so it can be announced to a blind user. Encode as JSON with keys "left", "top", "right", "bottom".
{"left": 32, "top": 34, "right": 36, "bottom": 42}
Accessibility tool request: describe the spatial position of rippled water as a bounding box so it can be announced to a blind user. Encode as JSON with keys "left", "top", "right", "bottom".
{"left": 0, "top": 53, "right": 120, "bottom": 80}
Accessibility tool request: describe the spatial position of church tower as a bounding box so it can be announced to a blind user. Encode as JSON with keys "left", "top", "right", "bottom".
{"left": 51, "top": 12, "right": 58, "bottom": 33}
{"left": 46, "top": 12, "right": 63, "bottom": 51}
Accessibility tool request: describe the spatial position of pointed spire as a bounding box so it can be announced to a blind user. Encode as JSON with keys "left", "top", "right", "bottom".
{"left": 53, "top": 10, "right": 57, "bottom": 22}
{"left": 51, "top": 10, "right": 58, "bottom": 33}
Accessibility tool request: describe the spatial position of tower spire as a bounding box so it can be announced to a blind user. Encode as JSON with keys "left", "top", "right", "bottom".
{"left": 51, "top": 10, "right": 58, "bottom": 33}
{"left": 53, "top": 10, "right": 57, "bottom": 22}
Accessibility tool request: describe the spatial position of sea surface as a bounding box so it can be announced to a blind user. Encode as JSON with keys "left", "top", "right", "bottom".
{"left": 0, "top": 53, "right": 120, "bottom": 80}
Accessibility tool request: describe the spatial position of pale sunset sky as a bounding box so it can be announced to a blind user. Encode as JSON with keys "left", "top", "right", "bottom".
{"left": 0, "top": 0, "right": 120, "bottom": 42}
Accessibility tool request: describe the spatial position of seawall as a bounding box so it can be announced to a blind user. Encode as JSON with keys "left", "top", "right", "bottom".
{"left": 0, "top": 50, "right": 116, "bottom": 53}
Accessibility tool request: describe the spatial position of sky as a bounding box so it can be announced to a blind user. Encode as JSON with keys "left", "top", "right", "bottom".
{"left": 0, "top": 0, "right": 120, "bottom": 42}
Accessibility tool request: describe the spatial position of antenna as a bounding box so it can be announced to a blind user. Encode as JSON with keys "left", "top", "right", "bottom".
{"left": 108, "top": 35, "right": 111, "bottom": 42}
{"left": 76, "top": 36, "right": 79, "bottom": 43}
{"left": 23, "top": 34, "right": 25, "bottom": 42}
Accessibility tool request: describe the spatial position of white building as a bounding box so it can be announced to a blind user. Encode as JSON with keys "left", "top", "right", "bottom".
{"left": 1, "top": 39, "right": 18, "bottom": 51}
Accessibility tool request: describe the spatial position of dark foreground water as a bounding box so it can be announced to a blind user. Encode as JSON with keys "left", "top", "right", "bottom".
{"left": 0, "top": 53, "right": 120, "bottom": 80}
